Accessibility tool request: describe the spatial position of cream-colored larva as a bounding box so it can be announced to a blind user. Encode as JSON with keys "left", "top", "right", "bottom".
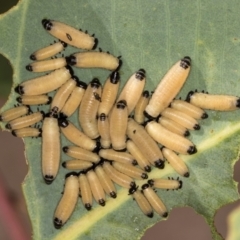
{"left": 26, "top": 57, "right": 67, "bottom": 72}
{"left": 171, "top": 99, "right": 208, "bottom": 119}
{"left": 0, "top": 105, "right": 30, "bottom": 122}
{"left": 30, "top": 41, "right": 67, "bottom": 61}
{"left": 162, "top": 147, "right": 190, "bottom": 177}
{"left": 117, "top": 69, "right": 146, "bottom": 114}
{"left": 102, "top": 161, "right": 136, "bottom": 189}
{"left": 109, "top": 100, "right": 128, "bottom": 151}
{"left": 5, "top": 111, "right": 44, "bottom": 130}
{"left": 79, "top": 78, "right": 102, "bottom": 139}
{"left": 126, "top": 140, "right": 151, "bottom": 172}
{"left": 16, "top": 95, "right": 52, "bottom": 106}
{"left": 145, "top": 121, "right": 197, "bottom": 155}
{"left": 144, "top": 56, "right": 191, "bottom": 119}
{"left": 78, "top": 172, "right": 92, "bottom": 210}
{"left": 42, "top": 112, "right": 60, "bottom": 184}
{"left": 14, "top": 66, "right": 73, "bottom": 95}
{"left": 161, "top": 108, "right": 200, "bottom": 130}
{"left": 141, "top": 184, "right": 168, "bottom": 218}
{"left": 42, "top": 19, "right": 97, "bottom": 50}
{"left": 158, "top": 116, "right": 190, "bottom": 137}
{"left": 58, "top": 118, "right": 99, "bottom": 151}
{"left": 134, "top": 90, "right": 150, "bottom": 124}
{"left": 112, "top": 162, "right": 148, "bottom": 180}
{"left": 66, "top": 51, "right": 120, "bottom": 71}
{"left": 86, "top": 170, "right": 106, "bottom": 206}
{"left": 127, "top": 119, "right": 164, "bottom": 168}
{"left": 128, "top": 186, "right": 153, "bottom": 218}
{"left": 98, "top": 71, "right": 120, "bottom": 116}
{"left": 12, "top": 127, "right": 41, "bottom": 138}
{"left": 186, "top": 91, "right": 240, "bottom": 111}
{"left": 62, "top": 159, "right": 93, "bottom": 170}
{"left": 99, "top": 149, "right": 137, "bottom": 165}
{"left": 54, "top": 172, "right": 79, "bottom": 229}
{"left": 62, "top": 146, "right": 100, "bottom": 163}
{"left": 95, "top": 165, "right": 117, "bottom": 198}
{"left": 148, "top": 177, "right": 182, "bottom": 190}
{"left": 60, "top": 80, "right": 87, "bottom": 118}
{"left": 98, "top": 113, "right": 111, "bottom": 149}
{"left": 51, "top": 76, "right": 77, "bottom": 113}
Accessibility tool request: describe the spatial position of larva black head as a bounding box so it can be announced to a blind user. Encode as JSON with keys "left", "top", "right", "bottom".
{"left": 132, "top": 159, "right": 138, "bottom": 166}
{"left": 60, "top": 40, "right": 67, "bottom": 48}
{"left": 62, "top": 162, "right": 67, "bottom": 168}
{"left": 65, "top": 65, "right": 74, "bottom": 76}
{"left": 5, "top": 123, "right": 11, "bottom": 129}
{"left": 141, "top": 173, "right": 148, "bottom": 179}
{"left": 72, "top": 75, "right": 79, "bottom": 82}
{"left": 58, "top": 118, "right": 69, "bottom": 128}
{"left": 62, "top": 146, "right": 69, "bottom": 153}
{"left": 47, "top": 96, "right": 52, "bottom": 104}
{"left": 144, "top": 165, "right": 151, "bottom": 172}
{"left": 16, "top": 96, "right": 22, "bottom": 104}
{"left": 183, "top": 130, "right": 190, "bottom": 137}
{"left": 154, "top": 160, "right": 165, "bottom": 169}
{"left": 110, "top": 191, "right": 117, "bottom": 198}
{"left": 116, "top": 100, "right": 127, "bottom": 109}
{"left": 59, "top": 112, "right": 68, "bottom": 119}
{"left": 54, "top": 217, "right": 63, "bottom": 229}
{"left": 14, "top": 85, "right": 24, "bottom": 95}
{"left": 185, "top": 91, "right": 194, "bottom": 102}
{"left": 187, "top": 145, "right": 197, "bottom": 155}
{"left": 42, "top": 19, "right": 53, "bottom": 30}
{"left": 180, "top": 56, "right": 191, "bottom": 69}
{"left": 201, "top": 112, "right": 208, "bottom": 119}
{"left": 110, "top": 71, "right": 120, "bottom": 84}
{"left": 65, "top": 172, "right": 78, "bottom": 179}
{"left": 128, "top": 185, "right": 138, "bottom": 195}
{"left": 148, "top": 179, "right": 154, "bottom": 187}
{"left": 141, "top": 183, "right": 149, "bottom": 190}
{"left": 143, "top": 110, "right": 156, "bottom": 120}
{"left": 65, "top": 56, "right": 77, "bottom": 66}
{"left": 147, "top": 212, "right": 154, "bottom": 218}
{"left": 92, "top": 37, "right": 98, "bottom": 50}
{"left": 236, "top": 98, "right": 240, "bottom": 108}
{"left": 135, "top": 69, "right": 146, "bottom": 80}
{"left": 178, "top": 180, "right": 183, "bottom": 189}
{"left": 130, "top": 181, "right": 137, "bottom": 189}
{"left": 38, "top": 129, "right": 42, "bottom": 137}
{"left": 30, "top": 54, "right": 36, "bottom": 61}
{"left": 85, "top": 203, "right": 92, "bottom": 211}
{"left": 90, "top": 78, "right": 101, "bottom": 88}
{"left": 162, "top": 212, "right": 168, "bottom": 218}
{"left": 194, "top": 124, "right": 201, "bottom": 130}
{"left": 99, "top": 113, "right": 107, "bottom": 121}
{"left": 11, "top": 130, "right": 17, "bottom": 137}
{"left": 44, "top": 175, "right": 54, "bottom": 184}
{"left": 98, "top": 199, "right": 105, "bottom": 206}
{"left": 77, "top": 80, "right": 87, "bottom": 89}
{"left": 142, "top": 90, "right": 149, "bottom": 98}
{"left": 93, "top": 141, "right": 101, "bottom": 153}
{"left": 115, "top": 57, "right": 122, "bottom": 71}
{"left": 26, "top": 64, "right": 33, "bottom": 72}
{"left": 184, "top": 172, "right": 190, "bottom": 178}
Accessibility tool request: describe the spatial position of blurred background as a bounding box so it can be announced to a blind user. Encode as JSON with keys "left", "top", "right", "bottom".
{"left": 0, "top": 1, "right": 240, "bottom": 240}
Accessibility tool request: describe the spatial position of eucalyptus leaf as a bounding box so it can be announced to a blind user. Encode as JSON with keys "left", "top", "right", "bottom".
{"left": 0, "top": 1, "right": 240, "bottom": 240}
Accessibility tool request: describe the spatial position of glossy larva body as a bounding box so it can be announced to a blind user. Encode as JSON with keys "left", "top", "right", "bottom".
{"left": 42, "top": 19, "right": 97, "bottom": 50}
{"left": 15, "top": 66, "right": 73, "bottom": 95}
{"left": 62, "top": 146, "right": 100, "bottom": 163}
{"left": 5, "top": 111, "right": 44, "bottom": 130}
{"left": 95, "top": 165, "right": 117, "bottom": 198}
{"left": 60, "top": 80, "right": 87, "bottom": 118}
{"left": 79, "top": 78, "right": 102, "bottom": 139}
{"left": 98, "top": 71, "right": 120, "bottom": 116}
{"left": 12, "top": 127, "right": 41, "bottom": 138}
{"left": 186, "top": 91, "right": 240, "bottom": 111}
{"left": 0, "top": 105, "right": 30, "bottom": 122}
{"left": 99, "top": 149, "right": 137, "bottom": 165}
{"left": 109, "top": 100, "right": 128, "bottom": 151}
{"left": 144, "top": 56, "right": 191, "bottom": 119}
{"left": 62, "top": 159, "right": 93, "bottom": 170}
{"left": 98, "top": 113, "right": 111, "bottom": 149}
{"left": 145, "top": 121, "right": 197, "bottom": 155}
{"left": 112, "top": 162, "right": 148, "bottom": 180}
{"left": 51, "top": 77, "right": 77, "bottom": 113}
{"left": 171, "top": 99, "right": 208, "bottom": 119}
{"left": 26, "top": 57, "right": 67, "bottom": 72}
{"left": 16, "top": 95, "right": 52, "bottom": 106}
{"left": 30, "top": 41, "right": 67, "bottom": 61}
{"left": 86, "top": 170, "right": 106, "bottom": 206}
{"left": 158, "top": 116, "right": 189, "bottom": 137}
{"left": 134, "top": 90, "right": 150, "bottom": 124}
{"left": 78, "top": 172, "right": 92, "bottom": 210}
{"left": 162, "top": 147, "right": 189, "bottom": 177}
{"left": 42, "top": 113, "right": 60, "bottom": 184}
{"left": 58, "top": 118, "right": 98, "bottom": 151}
{"left": 117, "top": 69, "right": 146, "bottom": 114}
{"left": 102, "top": 161, "right": 136, "bottom": 189}
{"left": 161, "top": 108, "right": 200, "bottom": 130}
{"left": 66, "top": 51, "right": 120, "bottom": 71}
{"left": 142, "top": 184, "right": 168, "bottom": 218}
{"left": 126, "top": 140, "right": 151, "bottom": 172}
{"left": 127, "top": 119, "right": 164, "bottom": 169}
{"left": 148, "top": 178, "right": 182, "bottom": 190}
{"left": 128, "top": 186, "right": 153, "bottom": 218}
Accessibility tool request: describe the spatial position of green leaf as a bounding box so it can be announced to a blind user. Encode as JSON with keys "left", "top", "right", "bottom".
{"left": 0, "top": 0, "right": 240, "bottom": 239}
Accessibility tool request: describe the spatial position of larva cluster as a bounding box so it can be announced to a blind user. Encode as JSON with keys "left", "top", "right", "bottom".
{"left": 1, "top": 18, "right": 240, "bottom": 230}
